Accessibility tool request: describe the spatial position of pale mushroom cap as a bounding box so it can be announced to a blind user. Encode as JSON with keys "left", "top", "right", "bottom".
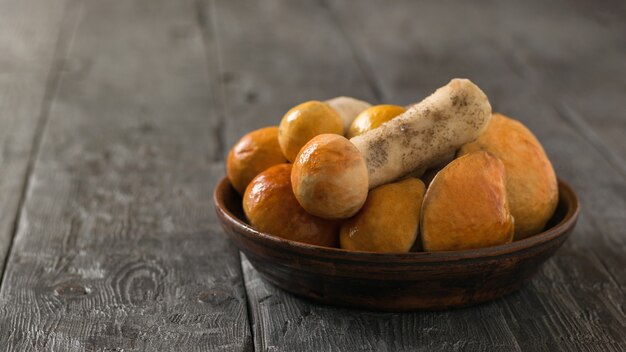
{"left": 325, "top": 96, "right": 372, "bottom": 134}
{"left": 291, "top": 134, "right": 368, "bottom": 219}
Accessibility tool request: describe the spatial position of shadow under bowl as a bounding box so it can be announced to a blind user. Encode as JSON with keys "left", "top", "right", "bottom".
{"left": 214, "top": 177, "right": 579, "bottom": 311}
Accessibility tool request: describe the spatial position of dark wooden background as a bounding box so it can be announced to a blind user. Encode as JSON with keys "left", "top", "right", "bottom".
{"left": 0, "top": 0, "right": 624, "bottom": 351}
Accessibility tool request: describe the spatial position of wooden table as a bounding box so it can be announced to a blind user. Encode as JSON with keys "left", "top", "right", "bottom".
{"left": 0, "top": 0, "right": 624, "bottom": 350}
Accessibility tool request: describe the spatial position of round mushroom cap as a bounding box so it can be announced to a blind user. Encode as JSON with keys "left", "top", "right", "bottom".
{"left": 278, "top": 101, "right": 344, "bottom": 162}
{"left": 347, "top": 104, "right": 406, "bottom": 138}
{"left": 227, "top": 126, "right": 287, "bottom": 194}
{"left": 291, "top": 134, "right": 368, "bottom": 219}
{"left": 421, "top": 151, "right": 514, "bottom": 251}
{"left": 243, "top": 163, "right": 339, "bottom": 247}
{"left": 340, "top": 178, "right": 425, "bottom": 253}
{"left": 458, "top": 113, "right": 558, "bottom": 239}
{"left": 325, "top": 96, "right": 372, "bottom": 133}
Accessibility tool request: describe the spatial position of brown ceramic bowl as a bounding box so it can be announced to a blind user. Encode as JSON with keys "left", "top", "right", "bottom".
{"left": 214, "top": 177, "right": 579, "bottom": 311}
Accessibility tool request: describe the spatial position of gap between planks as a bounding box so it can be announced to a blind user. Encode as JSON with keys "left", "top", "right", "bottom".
{"left": 0, "top": 0, "right": 84, "bottom": 289}
{"left": 194, "top": 0, "right": 256, "bottom": 349}
{"left": 556, "top": 102, "right": 626, "bottom": 179}
{"left": 0, "top": 0, "right": 253, "bottom": 349}
{"left": 195, "top": 0, "right": 227, "bottom": 162}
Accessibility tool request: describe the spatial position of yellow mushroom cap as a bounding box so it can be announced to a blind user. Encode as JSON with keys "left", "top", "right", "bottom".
{"left": 278, "top": 101, "right": 343, "bottom": 162}
{"left": 421, "top": 151, "right": 514, "bottom": 251}
{"left": 340, "top": 178, "right": 425, "bottom": 253}
{"left": 458, "top": 113, "right": 558, "bottom": 240}
{"left": 347, "top": 104, "right": 406, "bottom": 138}
{"left": 226, "top": 126, "right": 287, "bottom": 194}
{"left": 243, "top": 163, "right": 339, "bottom": 247}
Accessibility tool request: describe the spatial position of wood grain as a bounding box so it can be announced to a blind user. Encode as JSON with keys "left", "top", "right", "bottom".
{"left": 197, "top": 0, "right": 378, "bottom": 151}
{"left": 0, "top": 0, "right": 70, "bottom": 278}
{"left": 0, "top": 0, "right": 251, "bottom": 350}
{"left": 487, "top": 0, "right": 626, "bottom": 171}
{"left": 242, "top": 256, "right": 526, "bottom": 352}
{"left": 223, "top": 0, "right": 626, "bottom": 350}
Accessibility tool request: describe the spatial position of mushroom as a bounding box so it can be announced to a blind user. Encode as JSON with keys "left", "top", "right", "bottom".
{"left": 458, "top": 113, "right": 558, "bottom": 239}
{"left": 325, "top": 96, "right": 372, "bottom": 134}
{"left": 227, "top": 126, "right": 287, "bottom": 195}
{"left": 291, "top": 134, "right": 369, "bottom": 219}
{"left": 347, "top": 104, "right": 406, "bottom": 138}
{"left": 340, "top": 178, "right": 425, "bottom": 253}
{"left": 292, "top": 78, "right": 492, "bottom": 219}
{"left": 243, "top": 163, "right": 339, "bottom": 247}
{"left": 421, "top": 151, "right": 514, "bottom": 251}
{"left": 278, "top": 101, "right": 344, "bottom": 162}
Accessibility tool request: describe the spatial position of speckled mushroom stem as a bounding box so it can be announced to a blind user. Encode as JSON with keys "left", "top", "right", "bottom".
{"left": 350, "top": 78, "right": 492, "bottom": 188}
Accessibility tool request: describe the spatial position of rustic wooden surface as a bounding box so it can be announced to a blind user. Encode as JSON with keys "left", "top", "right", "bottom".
{"left": 0, "top": 0, "right": 624, "bottom": 351}
{"left": 0, "top": 0, "right": 70, "bottom": 278}
{"left": 0, "top": 0, "right": 251, "bottom": 350}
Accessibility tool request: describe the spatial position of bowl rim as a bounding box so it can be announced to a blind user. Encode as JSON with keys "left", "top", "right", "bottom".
{"left": 214, "top": 176, "right": 579, "bottom": 263}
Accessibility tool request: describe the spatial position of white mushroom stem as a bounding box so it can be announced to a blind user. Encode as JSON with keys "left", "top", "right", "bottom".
{"left": 350, "top": 78, "right": 492, "bottom": 188}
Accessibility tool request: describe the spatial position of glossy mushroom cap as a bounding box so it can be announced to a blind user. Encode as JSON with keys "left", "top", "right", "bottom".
{"left": 291, "top": 134, "right": 368, "bottom": 219}
{"left": 226, "top": 126, "right": 287, "bottom": 194}
{"left": 421, "top": 151, "right": 514, "bottom": 251}
{"left": 340, "top": 178, "right": 425, "bottom": 253}
{"left": 243, "top": 163, "right": 339, "bottom": 247}
{"left": 347, "top": 104, "right": 406, "bottom": 138}
{"left": 458, "top": 113, "right": 558, "bottom": 239}
{"left": 278, "top": 101, "right": 343, "bottom": 162}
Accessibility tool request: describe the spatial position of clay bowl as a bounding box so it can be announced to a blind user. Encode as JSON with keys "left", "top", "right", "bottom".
{"left": 214, "top": 177, "right": 579, "bottom": 311}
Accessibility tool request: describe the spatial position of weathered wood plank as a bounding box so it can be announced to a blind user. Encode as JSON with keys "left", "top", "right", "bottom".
{"left": 223, "top": 0, "right": 625, "bottom": 350}
{"left": 0, "top": 0, "right": 70, "bottom": 278}
{"left": 483, "top": 0, "right": 626, "bottom": 172}
{"left": 198, "top": 0, "right": 377, "bottom": 151}
{"left": 243, "top": 256, "right": 526, "bottom": 352}
{"left": 0, "top": 0, "right": 251, "bottom": 350}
